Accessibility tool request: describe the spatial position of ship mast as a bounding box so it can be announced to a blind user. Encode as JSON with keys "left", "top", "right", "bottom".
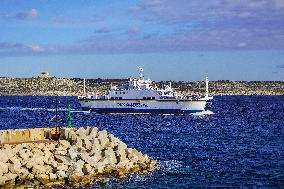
{"left": 205, "top": 77, "right": 209, "bottom": 98}
{"left": 138, "top": 66, "right": 144, "bottom": 80}
{"left": 83, "top": 78, "right": 86, "bottom": 97}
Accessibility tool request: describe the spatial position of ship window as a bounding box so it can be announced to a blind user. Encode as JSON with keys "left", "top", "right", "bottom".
{"left": 152, "top": 97, "right": 155, "bottom": 100}
{"left": 147, "top": 97, "right": 151, "bottom": 100}
{"left": 119, "top": 97, "right": 122, "bottom": 100}
{"left": 111, "top": 97, "right": 114, "bottom": 100}
{"left": 115, "top": 97, "right": 118, "bottom": 100}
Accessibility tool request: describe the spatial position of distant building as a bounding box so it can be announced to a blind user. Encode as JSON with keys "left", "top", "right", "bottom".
{"left": 38, "top": 71, "right": 51, "bottom": 78}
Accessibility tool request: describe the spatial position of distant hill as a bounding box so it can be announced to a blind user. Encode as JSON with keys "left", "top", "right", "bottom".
{"left": 0, "top": 77, "right": 283, "bottom": 96}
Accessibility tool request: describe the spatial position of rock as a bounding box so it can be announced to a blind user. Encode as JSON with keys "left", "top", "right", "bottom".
{"left": 35, "top": 143, "right": 46, "bottom": 150}
{"left": 0, "top": 176, "right": 9, "bottom": 186}
{"left": 5, "top": 172, "right": 17, "bottom": 181}
{"left": 80, "top": 153, "right": 97, "bottom": 165}
{"left": 31, "top": 148, "right": 44, "bottom": 156}
{"left": 54, "top": 146, "right": 67, "bottom": 156}
{"left": 59, "top": 140, "right": 71, "bottom": 149}
{"left": 83, "top": 163, "right": 94, "bottom": 175}
{"left": 91, "top": 138, "right": 101, "bottom": 151}
{"left": 16, "top": 167, "right": 30, "bottom": 179}
{"left": 9, "top": 156, "right": 21, "bottom": 166}
{"left": 32, "top": 164, "right": 46, "bottom": 175}
{"left": 0, "top": 127, "right": 157, "bottom": 188}
{"left": 116, "top": 148, "right": 128, "bottom": 164}
{"left": 68, "top": 146, "right": 79, "bottom": 160}
{"left": 84, "top": 126, "right": 91, "bottom": 136}
{"left": 63, "top": 128, "right": 71, "bottom": 139}
{"left": 31, "top": 154, "right": 45, "bottom": 166}
{"left": 57, "top": 170, "right": 67, "bottom": 180}
{"left": 18, "top": 149, "right": 31, "bottom": 161}
{"left": 83, "top": 138, "right": 92, "bottom": 150}
{"left": 55, "top": 155, "right": 71, "bottom": 165}
{"left": 89, "top": 127, "right": 98, "bottom": 138}
{"left": 126, "top": 148, "right": 143, "bottom": 164}
{"left": 76, "top": 127, "right": 87, "bottom": 137}
{"left": 43, "top": 149, "right": 54, "bottom": 164}
{"left": 104, "top": 147, "right": 117, "bottom": 165}
{"left": 0, "top": 161, "right": 9, "bottom": 175}
{"left": 76, "top": 138, "right": 83, "bottom": 149}
{"left": 8, "top": 163, "right": 22, "bottom": 174}
{"left": 67, "top": 162, "right": 85, "bottom": 183}
{"left": 69, "top": 130, "right": 77, "bottom": 141}
{"left": 12, "top": 144, "right": 24, "bottom": 154}
{"left": 49, "top": 173, "right": 58, "bottom": 181}
{"left": 57, "top": 163, "right": 69, "bottom": 172}
{"left": 47, "top": 143, "right": 56, "bottom": 151}
{"left": 97, "top": 130, "right": 109, "bottom": 149}
{"left": 49, "top": 159, "right": 58, "bottom": 169}
{"left": 0, "top": 150, "right": 9, "bottom": 163}
{"left": 36, "top": 173, "right": 50, "bottom": 185}
{"left": 94, "top": 162, "right": 105, "bottom": 174}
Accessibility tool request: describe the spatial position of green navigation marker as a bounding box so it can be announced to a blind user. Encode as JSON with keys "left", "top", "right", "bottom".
{"left": 67, "top": 104, "right": 73, "bottom": 128}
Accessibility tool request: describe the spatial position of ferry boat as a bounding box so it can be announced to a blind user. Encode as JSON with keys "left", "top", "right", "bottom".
{"left": 78, "top": 68, "right": 213, "bottom": 114}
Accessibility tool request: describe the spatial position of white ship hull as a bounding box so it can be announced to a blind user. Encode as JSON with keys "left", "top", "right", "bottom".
{"left": 78, "top": 68, "right": 213, "bottom": 114}
{"left": 79, "top": 98, "right": 211, "bottom": 114}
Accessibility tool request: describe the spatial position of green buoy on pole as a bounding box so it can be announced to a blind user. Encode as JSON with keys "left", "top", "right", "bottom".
{"left": 67, "top": 104, "right": 73, "bottom": 128}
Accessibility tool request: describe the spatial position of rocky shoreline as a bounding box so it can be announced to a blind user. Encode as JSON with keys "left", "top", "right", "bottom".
{"left": 0, "top": 77, "right": 283, "bottom": 96}
{"left": 0, "top": 127, "right": 157, "bottom": 188}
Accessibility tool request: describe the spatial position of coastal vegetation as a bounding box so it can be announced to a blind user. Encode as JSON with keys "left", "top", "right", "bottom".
{"left": 0, "top": 77, "right": 283, "bottom": 96}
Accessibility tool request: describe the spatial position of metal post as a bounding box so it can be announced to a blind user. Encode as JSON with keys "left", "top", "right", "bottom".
{"left": 205, "top": 77, "right": 209, "bottom": 98}
{"left": 67, "top": 104, "right": 73, "bottom": 128}
{"left": 83, "top": 78, "right": 86, "bottom": 97}
{"left": 55, "top": 95, "right": 60, "bottom": 140}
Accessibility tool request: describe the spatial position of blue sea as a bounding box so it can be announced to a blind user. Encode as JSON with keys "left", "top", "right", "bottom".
{"left": 0, "top": 96, "right": 283, "bottom": 188}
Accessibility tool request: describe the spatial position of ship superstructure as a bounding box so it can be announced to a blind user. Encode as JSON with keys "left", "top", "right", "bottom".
{"left": 78, "top": 67, "right": 213, "bottom": 114}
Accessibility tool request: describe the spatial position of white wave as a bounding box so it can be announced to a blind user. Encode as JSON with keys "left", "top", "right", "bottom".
{"left": 0, "top": 107, "right": 85, "bottom": 113}
{"left": 157, "top": 160, "right": 183, "bottom": 172}
{"left": 192, "top": 110, "right": 215, "bottom": 116}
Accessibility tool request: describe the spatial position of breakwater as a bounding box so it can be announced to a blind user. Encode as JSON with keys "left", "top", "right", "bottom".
{"left": 0, "top": 127, "right": 157, "bottom": 188}
{"left": 0, "top": 77, "right": 283, "bottom": 96}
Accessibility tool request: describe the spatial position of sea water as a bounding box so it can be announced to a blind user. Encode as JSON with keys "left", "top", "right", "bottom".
{"left": 0, "top": 96, "right": 283, "bottom": 188}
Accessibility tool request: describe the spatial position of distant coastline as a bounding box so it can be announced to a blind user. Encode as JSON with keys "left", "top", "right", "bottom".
{"left": 0, "top": 77, "right": 283, "bottom": 96}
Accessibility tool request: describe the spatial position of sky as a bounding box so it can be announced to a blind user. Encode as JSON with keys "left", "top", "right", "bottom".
{"left": 0, "top": 0, "right": 284, "bottom": 81}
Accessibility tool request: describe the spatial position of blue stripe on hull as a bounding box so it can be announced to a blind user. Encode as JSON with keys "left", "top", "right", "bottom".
{"left": 81, "top": 107, "right": 204, "bottom": 114}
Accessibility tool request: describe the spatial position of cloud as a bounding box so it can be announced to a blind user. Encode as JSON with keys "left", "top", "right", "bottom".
{"left": 276, "top": 64, "right": 284, "bottom": 69}
{"left": 29, "top": 45, "right": 45, "bottom": 52}
{"left": 238, "top": 42, "right": 247, "bottom": 48}
{"left": 127, "top": 0, "right": 284, "bottom": 51}
{"left": 0, "top": 42, "right": 47, "bottom": 56}
{"left": 51, "top": 15, "right": 104, "bottom": 25}
{"left": 15, "top": 9, "right": 38, "bottom": 20}
{"left": 0, "top": 42, "right": 25, "bottom": 49}
{"left": 127, "top": 27, "right": 140, "bottom": 36}
{"left": 0, "top": 9, "right": 38, "bottom": 21}
{"left": 95, "top": 27, "right": 110, "bottom": 33}
{"left": 130, "top": 0, "right": 284, "bottom": 24}
{"left": 1, "top": 26, "right": 284, "bottom": 57}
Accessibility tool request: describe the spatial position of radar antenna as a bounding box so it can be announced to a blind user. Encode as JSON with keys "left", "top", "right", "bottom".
{"left": 138, "top": 66, "right": 144, "bottom": 80}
